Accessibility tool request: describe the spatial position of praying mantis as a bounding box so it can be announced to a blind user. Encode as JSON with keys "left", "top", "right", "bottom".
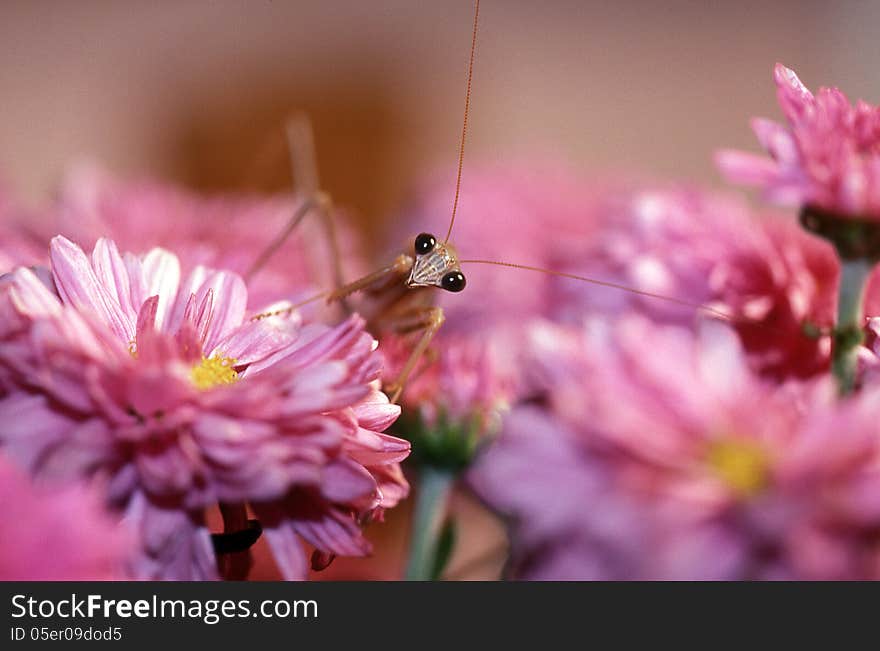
{"left": 245, "top": 0, "right": 743, "bottom": 406}
{"left": 215, "top": 0, "right": 808, "bottom": 581}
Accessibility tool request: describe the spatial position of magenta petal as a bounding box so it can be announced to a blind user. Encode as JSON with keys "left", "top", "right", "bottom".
{"left": 122, "top": 491, "right": 218, "bottom": 581}
{"left": 0, "top": 392, "right": 71, "bottom": 473}
{"left": 320, "top": 459, "right": 377, "bottom": 503}
{"left": 0, "top": 459, "right": 131, "bottom": 580}
{"left": 37, "top": 418, "right": 116, "bottom": 483}
{"left": 293, "top": 511, "right": 370, "bottom": 557}
{"left": 125, "top": 365, "right": 190, "bottom": 416}
{"left": 774, "top": 63, "right": 814, "bottom": 121}
{"left": 136, "top": 295, "right": 159, "bottom": 339}
{"left": 263, "top": 523, "right": 308, "bottom": 581}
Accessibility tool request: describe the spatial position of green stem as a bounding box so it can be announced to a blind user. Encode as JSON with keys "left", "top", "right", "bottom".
{"left": 405, "top": 467, "right": 455, "bottom": 581}
{"left": 833, "top": 258, "right": 872, "bottom": 395}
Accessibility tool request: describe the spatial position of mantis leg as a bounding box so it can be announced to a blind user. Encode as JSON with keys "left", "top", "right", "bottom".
{"left": 245, "top": 114, "right": 346, "bottom": 294}
{"left": 382, "top": 306, "right": 446, "bottom": 404}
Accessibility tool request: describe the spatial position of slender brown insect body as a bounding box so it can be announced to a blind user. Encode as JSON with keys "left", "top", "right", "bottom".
{"left": 316, "top": 231, "right": 466, "bottom": 404}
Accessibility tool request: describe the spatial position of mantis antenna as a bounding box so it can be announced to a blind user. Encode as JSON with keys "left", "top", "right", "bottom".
{"left": 444, "top": 0, "right": 480, "bottom": 244}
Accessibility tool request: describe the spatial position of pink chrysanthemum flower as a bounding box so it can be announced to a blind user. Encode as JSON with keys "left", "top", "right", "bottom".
{"left": 0, "top": 236, "right": 408, "bottom": 580}
{"left": 0, "top": 456, "right": 132, "bottom": 580}
{"left": 717, "top": 63, "right": 880, "bottom": 220}
{"left": 42, "top": 163, "right": 363, "bottom": 308}
{"left": 477, "top": 317, "right": 880, "bottom": 580}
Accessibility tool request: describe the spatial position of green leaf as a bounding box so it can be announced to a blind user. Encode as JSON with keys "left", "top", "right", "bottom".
{"left": 430, "top": 517, "right": 457, "bottom": 580}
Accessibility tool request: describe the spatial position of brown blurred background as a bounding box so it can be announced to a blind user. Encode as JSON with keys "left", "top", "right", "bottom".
{"left": 2, "top": 0, "right": 878, "bottom": 242}
{"left": 2, "top": 0, "right": 877, "bottom": 579}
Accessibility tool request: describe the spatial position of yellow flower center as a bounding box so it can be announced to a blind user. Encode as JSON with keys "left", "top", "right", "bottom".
{"left": 706, "top": 438, "right": 768, "bottom": 498}
{"left": 191, "top": 355, "right": 239, "bottom": 390}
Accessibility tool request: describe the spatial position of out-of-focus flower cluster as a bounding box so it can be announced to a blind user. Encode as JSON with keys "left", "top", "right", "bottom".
{"left": 4, "top": 62, "right": 880, "bottom": 581}
{"left": 394, "top": 130, "right": 880, "bottom": 578}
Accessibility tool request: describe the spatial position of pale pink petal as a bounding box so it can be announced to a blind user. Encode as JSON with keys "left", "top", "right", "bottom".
{"left": 211, "top": 314, "right": 298, "bottom": 367}
{"left": 715, "top": 150, "right": 783, "bottom": 187}
{"left": 166, "top": 265, "right": 210, "bottom": 334}
{"left": 91, "top": 238, "right": 136, "bottom": 321}
{"left": 49, "top": 235, "right": 134, "bottom": 342}
{"left": 351, "top": 390, "right": 401, "bottom": 431}
{"left": 201, "top": 272, "right": 247, "bottom": 350}
{"left": 751, "top": 118, "right": 800, "bottom": 166}
{"left": 140, "top": 248, "right": 180, "bottom": 331}
{"left": 8, "top": 267, "right": 62, "bottom": 317}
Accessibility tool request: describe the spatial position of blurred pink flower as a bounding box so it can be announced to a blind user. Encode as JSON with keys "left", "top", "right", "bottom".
{"left": 396, "top": 165, "right": 861, "bottom": 381}
{"left": 381, "top": 332, "right": 515, "bottom": 442}
{"left": 704, "top": 212, "right": 842, "bottom": 378}
{"left": 0, "top": 456, "right": 131, "bottom": 580}
{"left": 470, "top": 406, "right": 650, "bottom": 580}
{"left": 481, "top": 317, "right": 880, "bottom": 580}
{"left": 0, "top": 236, "right": 408, "bottom": 580}
{"left": 42, "top": 163, "right": 364, "bottom": 308}
{"left": 717, "top": 63, "right": 880, "bottom": 220}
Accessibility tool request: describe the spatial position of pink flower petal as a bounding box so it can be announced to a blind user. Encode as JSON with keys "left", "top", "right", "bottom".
{"left": 320, "top": 459, "right": 378, "bottom": 503}
{"left": 751, "top": 118, "right": 800, "bottom": 166}
{"left": 50, "top": 235, "right": 134, "bottom": 342}
{"left": 212, "top": 314, "right": 299, "bottom": 367}
{"left": 715, "top": 150, "right": 782, "bottom": 187}
{"left": 263, "top": 523, "right": 308, "bottom": 581}
{"left": 140, "top": 248, "right": 180, "bottom": 330}
{"left": 293, "top": 510, "right": 370, "bottom": 557}
{"left": 8, "top": 267, "right": 61, "bottom": 317}
{"left": 91, "top": 238, "right": 136, "bottom": 321}
{"left": 774, "top": 63, "right": 814, "bottom": 121}
{"left": 344, "top": 428, "right": 411, "bottom": 466}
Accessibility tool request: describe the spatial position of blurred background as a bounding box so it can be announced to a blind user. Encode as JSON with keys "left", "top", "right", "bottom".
{"left": 1, "top": 0, "right": 878, "bottom": 579}
{"left": 2, "top": 0, "right": 878, "bottom": 243}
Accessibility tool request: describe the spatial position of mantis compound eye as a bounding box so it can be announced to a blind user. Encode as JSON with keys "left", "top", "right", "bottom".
{"left": 414, "top": 233, "right": 437, "bottom": 255}
{"left": 441, "top": 270, "right": 467, "bottom": 292}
